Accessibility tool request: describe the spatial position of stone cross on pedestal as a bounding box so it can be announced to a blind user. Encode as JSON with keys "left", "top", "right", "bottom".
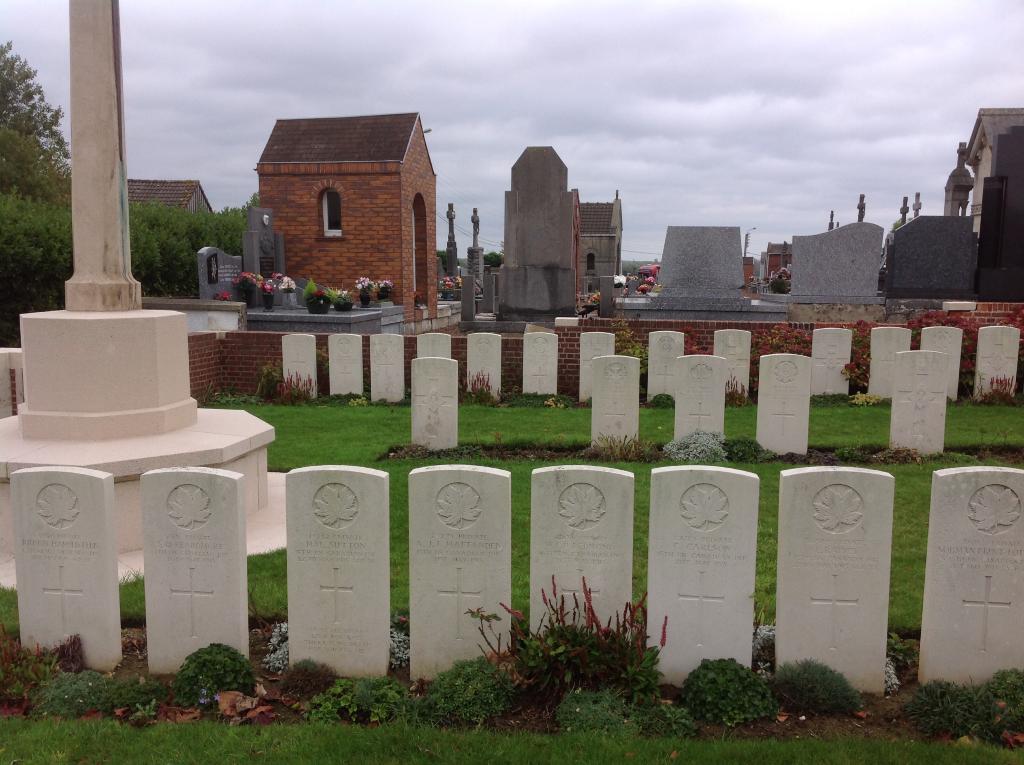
{"left": 828, "top": 210, "right": 834, "bottom": 231}
{"left": 466, "top": 207, "right": 484, "bottom": 282}
{"left": 913, "top": 192, "right": 921, "bottom": 218}
{"left": 445, "top": 203, "right": 458, "bottom": 277}
{"left": 900, "top": 196, "right": 909, "bottom": 225}
{"left": 857, "top": 194, "right": 866, "bottom": 223}
{"left": 66, "top": 0, "right": 141, "bottom": 311}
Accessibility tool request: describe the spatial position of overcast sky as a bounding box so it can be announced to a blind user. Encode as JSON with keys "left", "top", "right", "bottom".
{"left": 4, "top": 0, "right": 1023, "bottom": 261}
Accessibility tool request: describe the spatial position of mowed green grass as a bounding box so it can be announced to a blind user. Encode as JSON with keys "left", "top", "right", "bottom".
{"left": 1, "top": 401, "right": 1022, "bottom": 634}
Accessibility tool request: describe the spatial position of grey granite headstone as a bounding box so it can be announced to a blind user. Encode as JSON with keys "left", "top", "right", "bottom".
{"left": 656, "top": 227, "right": 743, "bottom": 299}
{"left": 461, "top": 275, "right": 476, "bottom": 321}
{"left": 243, "top": 207, "right": 285, "bottom": 277}
{"left": 599, "top": 275, "right": 615, "bottom": 317}
{"left": 790, "top": 222, "right": 884, "bottom": 303}
{"left": 977, "top": 126, "right": 1024, "bottom": 300}
{"left": 196, "top": 247, "right": 241, "bottom": 301}
{"left": 886, "top": 216, "right": 977, "bottom": 299}
{"left": 481, "top": 266, "right": 494, "bottom": 313}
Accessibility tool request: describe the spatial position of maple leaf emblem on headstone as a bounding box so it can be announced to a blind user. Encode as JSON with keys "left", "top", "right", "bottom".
{"left": 812, "top": 485, "right": 863, "bottom": 533}
{"left": 558, "top": 483, "right": 606, "bottom": 530}
{"left": 680, "top": 484, "right": 729, "bottom": 531}
{"left": 436, "top": 483, "right": 482, "bottom": 529}
{"left": 969, "top": 485, "right": 1021, "bottom": 535}
{"left": 313, "top": 483, "right": 359, "bottom": 529}
{"left": 166, "top": 484, "right": 211, "bottom": 530}
{"left": 35, "top": 484, "right": 79, "bottom": 529}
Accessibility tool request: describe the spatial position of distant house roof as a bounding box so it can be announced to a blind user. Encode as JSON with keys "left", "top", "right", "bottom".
{"left": 127, "top": 179, "right": 211, "bottom": 211}
{"left": 765, "top": 241, "right": 791, "bottom": 255}
{"left": 258, "top": 113, "right": 422, "bottom": 164}
{"left": 579, "top": 202, "right": 616, "bottom": 236}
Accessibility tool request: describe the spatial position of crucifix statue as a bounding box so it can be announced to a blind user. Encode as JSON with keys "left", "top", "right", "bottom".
{"left": 471, "top": 208, "right": 480, "bottom": 249}
{"left": 856, "top": 194, "right": 866, "bottom": 223}
{"left": 899, "top": 196, "right": 909, "bottom": 225}
{"left": 912, "top": 192, "right": 921, "bottom": 218}
{"left": 828, "top": 210, "right": 834, "bottom": 231}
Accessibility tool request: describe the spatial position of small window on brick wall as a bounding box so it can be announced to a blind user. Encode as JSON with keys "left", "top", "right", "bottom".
{"left": 322, "top": 190, "right": 342, "bottom": 236}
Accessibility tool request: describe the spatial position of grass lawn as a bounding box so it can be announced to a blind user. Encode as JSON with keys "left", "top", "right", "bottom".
{"left": 1, "top": 719, "right": 1022, "bottom": 764}
{"left": 2, "top": 400, "right": 1022, "bottom": 634}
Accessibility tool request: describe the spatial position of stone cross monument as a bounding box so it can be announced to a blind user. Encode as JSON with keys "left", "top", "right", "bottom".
{"left": 828, "top": 210, "right": 834, "bottom": 231}
{"left": 444, "top": 203, "right": 458, "bottom": 277}
{"left": 913, "top": 192, "right": 921, "bottom": 218}
{"left": 466, "top": 207, "right": 484, "bottom": 282}
{"left": 857, "top": 194, "right": 866, "bottom": 223}
{"left": 899, "top": 196, "right": 909, "bottom": 225}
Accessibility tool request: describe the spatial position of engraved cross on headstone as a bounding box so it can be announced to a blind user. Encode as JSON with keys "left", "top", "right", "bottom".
{"left": 437, "top": 567, "right": 483, "bottom": 640}
{"left": 809, "top": 573, "right": 859, "bottom": 650}
{"left": 678, "top": 570, "right": 725, "bottom": 648}
{"left": 320, "top": 567, "right": 354, "bottom": 625}
{"left": 42, "top": 565, "right": 83, "bottom": 634}
{"left": 687, "top": 398, "right": 713, "bottom": 430}
{"left": 962, "top": 575, "right": 1011, "bottom": 653}
{"left": 169, "top": 567, "right": 214, "bottom": 639}
{"left": 772, "top": 398, "right": 796, "bottom": 436}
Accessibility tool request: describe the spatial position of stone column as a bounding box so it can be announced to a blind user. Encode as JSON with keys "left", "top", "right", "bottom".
{"left": 65, "top": 0, "right": 141, "bottom": 312}
{"left": 461, "top": 275, "right": 476, "bottom": 321}
{"left": 481, "top": 266, "right": 494, "bottom": 313}
{"left": 599, "top": 276, "right": 614, "bottom": 317}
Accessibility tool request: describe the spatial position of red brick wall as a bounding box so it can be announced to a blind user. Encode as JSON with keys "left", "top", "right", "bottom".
{"left": 402, "top": 124, "right": 438, "bottom": 317}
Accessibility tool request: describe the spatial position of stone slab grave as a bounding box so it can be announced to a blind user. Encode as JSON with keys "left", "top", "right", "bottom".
{"left": 790, "top": 222, "right": 885, "bottom": 302}
{"left": 867, "top": 327, "right": 911, "bottom": 398}
{"left": 328, "top": 334, "right": 363, "bottom": 397}
{"left": 282, "top": 333, "right": 318, "bottom": 398}
{"left": 196, "top": 247, "right": 241, "bottom": 301}
{"left": 647, "top": 466, "right": 760, "bottom": 683}
{"left": 530, "top": 466, "right": 634, "bottom": 627}
{"left": 647, "top": 331, "right": 686, "bottom": 399}
{"left": 408, "top": 465, "right": 511, "bottom": 679}
{"left": 370, "top": 334, "right": 405, "bottom": 403}
{"left": 673, "top": 355, "right": 726, "bottom": 439}
{"left": 811, "top": 328, "right": 852, "bottom": 395}
{"left": 12, "top": 466, "right": 121, "bottom": 670}
{"left": 417, "top": 332, "right": 452, "bottom": 359}
{"left": 776, "top": 467, "right": 894, "bottom": 692}
{"left": 890, "top": 350, "right": 949, "bottom": 454}
{"left": 286, "top": 466, "right": 389, "bottom": 676}
{"left": 578, "top": 332, "right": 615, "bottom": 402}
{"left": 522, "top": 331, "right": 558, "bottom": 395}
{"left": 755, "top": 354, "right": 811, "bottom": 455}
{"left": 886, "top": 216, "right": 977, "bottom": 299}
{"left": 974, "top": 325, "right": 1021, "bottom": 398}
{"left": 466, "top": 332, "right": 502, "bottom": 398}
{"left": 920, "top": 326, "right": 964, "bottom": 400}
{"left": 141, "top": 467, "right": 248, "bottom": 673}
{"left": 591, "top": 356, "right": 640, "bottom": 443}
{"left": 655, "top": 227, "right": 744, "bottom": 305}
{"left": 411, "top": 358, "right": 458, "bottom": 451}
{"left": 242, "top": 207, "right": 285, "bottom": 278}
{"left": 919, "top": 467, "right": 1024, "bottom": 683}
{"left": 713, "top": 329, "right": 751, "bottom": 396}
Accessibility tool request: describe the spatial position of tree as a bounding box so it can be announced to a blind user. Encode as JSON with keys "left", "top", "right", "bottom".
{"left": 484, "top": 251, "right": 503, "bottom": 268}
{"left": 0, "top": 41, "right": 70, "bottom": 203}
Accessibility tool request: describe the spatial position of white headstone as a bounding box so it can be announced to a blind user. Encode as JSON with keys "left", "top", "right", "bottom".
{"left": 673, "top": 355, "right": 727, "bottom": 439}
{"left": 411, "top": 358, "right": 458, "bottom": 451}
{"left": 417, "top": 332, "right": 452, "bottom": 359}
{"left": 811, "top": 328, "right": 852, "bottom": 395}
{"left": 974, "top": 325, "right": 1020, "bottom": 398}
{"left": 522, "top": 332, "right": 558, "bottom": 395}
{"left": 578, "top": 332, "right": 615, "bottom": 402}
{"left": 591, "top": 355, "right": 640, "bottom": 443}
{"left": 647, "top": 331, "right": 686, "bottom": 399}
{"left": 286, "top": 466, "right": 389, "bottom": 676}
{"left": 530, "top": 466, "right": 634, "bottom": 627}
{"left": 466, "top": 332, "right": 502, "bottom": 398}
{"left": 776, "top": 467, "right": 894, "bottom": 692}
{"left": 648, "top": 466, "right": 759, "bottom": 683}
{"left": 370, "top": 334, "right": 405, "bottom": 403}
{"left": 755, "top": 354, "right": 811, "bottom": 455}
{"left": 713, "top": 329, "right": 751, "bottom": 396}
{"left": 919, "top": 467, "right": 1024, "bottom": 684}
{"left": 282, "top": 333, "right": 318, "bottom": 398}
{"left": 141, "top": 467, "right": 248, "bottom": 673}
{"left": 408, "top": 465, "right": 511, "bottom": 679}
{"left": 920, "top": 326, "right": 963, "bottom": 401}
{"left": 867, "top": 327, "right": 911, "bottom": 398}
{"left": 12, "top": 467, "right": 121, "bottom": 670}
{"left": 328, "top": 334, "right": 363, "bottom": 396}
{"left": 890, "top": 350, "right": 949, "bottom": 454}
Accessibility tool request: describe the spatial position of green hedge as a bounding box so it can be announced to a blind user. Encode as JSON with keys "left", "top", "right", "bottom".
{"left": 0, "top": 193, "right": 247, "bottom": 345}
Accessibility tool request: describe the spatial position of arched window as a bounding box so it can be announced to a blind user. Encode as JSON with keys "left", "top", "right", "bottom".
{"left": 586, "top": 252, "right": 596, "bottom": 272}
{"left": 322, "top": 189, "right": 342, "bottom": 236}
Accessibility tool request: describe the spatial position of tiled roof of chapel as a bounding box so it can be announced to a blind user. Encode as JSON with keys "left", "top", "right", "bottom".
{"left": 258, "top": 113, "right": 422, "bottom": 164}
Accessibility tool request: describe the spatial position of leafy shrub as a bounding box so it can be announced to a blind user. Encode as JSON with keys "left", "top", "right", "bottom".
{"left": 977, "top": 376, "right": 1017, "bottom": 405}
{"left": 544, "top": 395, "right": 568, "bottom": 409}
{"left": 308, "top": 676, "right": 405, "bottom": 724}
{"left": 769, "top": 276, "right": 790, "bottom": 294}
{"left": 0, "top": 627, "right": 58, "bottom": 704}
{"left": 418, "top": 657, "right": 516, "bottom": 726}
{"left": 465, "top": 371, "right": 498, "bottom": 405}
{"left": 33, "top": 670, "right": 112, "bottom": 718}
{"left": 279, "top": 659, "right": 337, "bottom": 699}
{"left": 586, "top": 435, "right": 660, "bottom": 462}
{"left": 633, "top": 701, "right": 698, "bottom": 738}
{"left": 724, "top": 377, "right": 749, "bottom": 406}
{"left": 723, "top": 437, "right": 772, "bottom": 463}
{"left": 54, "top": 634, "right": 84, "bottom": 673}
{"left": 679, "top": 658, "right": 777, "bottom": 726}
{"left": 771, "top": 660, "right": 861, "bottom": 714}
{"left": 904, "top": 680, "right": 993, "bottom": 739}
{"left": 171, "top": 643, "right": 255, "bottom": 707}
{"left": 886, "top": 633, "right": 919, "bottom": 674}
{"left": 275, "top": 372, "right": 315, "bottom": 405}
{"left": 835, "top": 445, "right": 873, "bottom": 463}
{"left": 844, "top": 322, "right": 872, "bottom": 393}
{"left": 390, "top": 612, "right": 410, "bottom": 670}
{"left": 664, "top": 431, "right": 727, "bottom": 463}
{"left": 646, "top": 393, "right": 674, "bottom": 409}
{"left": 347, "top": 395, "right": 369, "bottom": 407}
{"left": 256, "top": 362, "right": 283, "bottom": 400}
{"left": 262, "top": 622, "right": 289, "bottom": 673}
{"left": 849, "top": 392, "right": 883, "bottom": 407}
{"left": 984, "top": 669, "right": 1024, "bottom": 736}
{"left": 105, "top": 677, "right": 168, "bottom": 713}
{"left": 502, "top": 393, "right": 563, "bottom": 408}
{"left": 555, "top": 689, "right": 629, "bottom": 734}
{"left": 810, "top": 394, "right": 851, "bottom": 407}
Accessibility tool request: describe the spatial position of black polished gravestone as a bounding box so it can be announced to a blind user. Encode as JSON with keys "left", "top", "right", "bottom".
{"left": 978, "top": 126, "right": 1024, "bottom": 300}
{"left": 885, "top": 216, "right": 977, "bottom": 298}
{"left": 196, "top": 247, "right": 242, "bottom": 300}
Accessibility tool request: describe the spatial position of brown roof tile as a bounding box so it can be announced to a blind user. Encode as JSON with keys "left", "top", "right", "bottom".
{"left": 127, "top": 179, "right": 204, "bottom": 208}
{"left": 579, "top": 202, "right": 615, "bottom": 236}
{"left": 258, "top": 113, "right": 420, "bottom": 163}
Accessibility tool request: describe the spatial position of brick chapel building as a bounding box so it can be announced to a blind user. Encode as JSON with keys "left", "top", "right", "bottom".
{"left": 256, "top": 112, "right": 437, "bottom": 319}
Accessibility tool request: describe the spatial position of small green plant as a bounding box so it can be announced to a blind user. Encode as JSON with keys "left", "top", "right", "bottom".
{"left": 279, "top": 659, "right": 338, "bottom": 699}
{"left": 679, "top": 658, "right": 777, "bottom": 726}
{"left": 586, "top": 435, "right": 660, "bottom": 462}
{"left": 976, "top": 376, "right": 1017, "bottom": 405}
{"left": 255, "top": 362, "right": 284, "bottom": 400}
{"left": 127, "top": 698, "right": 159, "bottom": 727}
{"left": 0, "top": 627, "right": 58, "bottom": 705}
{"left": 418, "top": 657, "right": 516, "bottom": 727}
{"left": 171, "top": 643, "right": 255, "bottom": 707}
{"left": 984, "top": 669, "right": 1024, "bottom": 737}
{"left": 646, "top": 393, "right": 674, "bottom": 409}
{"left": 886, "top": 633, "right": 918, "bottom": 674}
{"left": 347, "top": 395, "right": 369, "bottom": 407}
{"left": 724, "top": 378, "right": 749, "bottom": 406}
{"left": 632, "top": 701, "right": 698, "bottom": 738}
{"left": 465, "top": 371, "right": 498, "bottom": 406}
{"left": 308, "top": 676, "right": 405, "bottom": 724}
{"left": 105, "top": 677, "right": 168, "bottom": 713}
{"left": 810, "top": 394, "right": 851, "bottom": 407}
{"left": 904, "top": 680, "right": 993, "bottom": 739}
{"left": 835, "top": 445, "right": 873, "bottom": 463}
{"left": 275, "top": 372, "right": 315, "bottom": 405}
{"left": 723, "top": 437, "right": 771, "bottom": 463}
{"left": 849, "top": 392, "right": 884, "bottom": 407}
{"left": 262, "top": 622, "right": 289, "bottom": 673}
{"left": 555, "top": 689, "right": 629, "bottom": 734}
{"left": 32, "top": 670, "right": 113, "bottom": 718}
{"left": 664, "top": 431, "right": 727, "bottom": 463}
{"left": 771, "top": 660, "right": 862, "bottom": 714}
{"left": 544, "top": 395, "right": 567, "bottom": 409}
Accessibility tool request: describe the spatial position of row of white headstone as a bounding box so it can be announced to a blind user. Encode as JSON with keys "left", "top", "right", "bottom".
{"left": 11, "top": 463, "right": 1024, "bottom": 690}
{"left": 281, "top": 325, "right": 1020, "bottom": 406}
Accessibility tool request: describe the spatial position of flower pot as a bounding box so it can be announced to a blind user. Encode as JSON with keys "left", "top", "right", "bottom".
{"left": 307, "top": 301, "right": 330, "bottom": 315}
{"left": 261, "top": 292, "right": 275, "bottom": 311}
{"left": 378, "top": 288, "right": 391, "bottom": 301}
{"left": 359, "top": 292, "right": 371, "bottom": 307}
{"left": 334, "top": 301, "right": 353, "bottom": 312}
